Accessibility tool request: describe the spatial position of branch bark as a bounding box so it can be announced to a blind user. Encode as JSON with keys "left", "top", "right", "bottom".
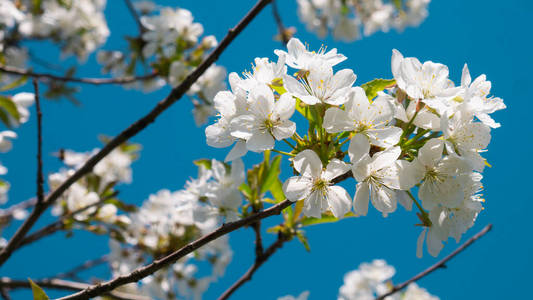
{"left": 123, "top": 0, "right": 146, "bottom": 33}
{"left": 217, "top": 234, "right": 287, "bottom": 300}
{"left": 376, "top": 224, "right": 493, "bottom": 300}
{"left": 56, "top": 198, "right": 291, "bottom": 300}
{"left": 33, "top": 79, "right": 44, "bottom": 205}
{"left": 0, "top": 65, "right": 157, "bottom": 85}
{"left": 271, "top": 0, "right": 290, "bottom": 45}
{"left": 0, "top": 0, "right": 274, "bottom": 268}
{"left": 0, "top": 277, "right": 149, "bottom": 300}
{"left": 51, "top": 255, "right": 109, "bottom": 280}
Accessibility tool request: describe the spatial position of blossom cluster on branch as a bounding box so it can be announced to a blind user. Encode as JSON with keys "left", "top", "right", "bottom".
{"left": 206, "top": 37, "right": 504, "bottom": 257}
{"left": 296, "top": 0, "right": 431, "bottom": 41}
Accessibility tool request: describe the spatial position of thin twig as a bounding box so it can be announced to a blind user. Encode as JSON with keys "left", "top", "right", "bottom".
{"left": 0, "top": 197, "right": 36, "bottom": 220}
{"left": 271, "top": 0, "right": 290, "bottom": 45}
{"left": 33, "top": 79, "right": 44, "bottom": 205}
{"left": 51, "top": 255, "right": 109, "bottom": 280}
{"left": 56, "top": 198, "right": 292, "bottom": 300}
{"left": 124, "top": 0, "right": 146, "bottom": 33}
{"left": 0, "top": 287, "right": 10, "bottom": 300}
{"left": 0, "top": 277, "right": 149, "bottom": 300}
{"left": 17, "top": 195, "right": 116, "bottom": 250}
{"left": 0, "top": 0, "right": 274, "bottom": 268}
{"left": 218, "top": 234, "right": 287, "bottom": 300}
{"left": 376, "top": 224, "right": 493, "bottom": 300}
{"left": 0, "top": 65, "right": 157, "bottom": 85}
{"left": 251, "top": 221, "right": 264, "bottom": 258}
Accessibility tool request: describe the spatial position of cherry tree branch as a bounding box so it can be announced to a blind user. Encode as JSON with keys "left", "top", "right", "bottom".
{"left": 0, "top": 0, "right": 274, "bottom": 267}
{"left": 376, "top": 224, "right": 493, "bottom": 300}
{"left": 218, "top": 234, "right": 287, "bottom": 300}
{"left": 0, "top": 65, "right": 158, "bottom": 85}
{"left": 271, "top": 0, "right": 290, "bottom": 45}
{"left": 123, "top": 0, "right": 146, "bottom": 33}
{"left": 33, "top": 79, "right": 44, "bottom": 205}
{"left": 56, "top": 198, "right": 292, "bottom": 300}
{"left": 51, "top": 255, "right": 109, "bottom": 280}
{"left": 0, "top": 278, "right": 149, "bottom": 300}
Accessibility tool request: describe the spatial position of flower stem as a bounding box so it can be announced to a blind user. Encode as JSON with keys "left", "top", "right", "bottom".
{"left": 271, "top": 149, "right": 295, "bottom": 157}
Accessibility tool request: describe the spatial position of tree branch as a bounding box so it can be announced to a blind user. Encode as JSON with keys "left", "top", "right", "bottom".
{"left": 0, "top": 278, "right": 149, "bottom": 300}
{"left": 0, "top": 287, "right": 10, "bottom": 300}
{"left": 51, "top": 255, "right": 109, "bottom": 280}
{"left": 56, "top": 198, "right": 292, "bottom": 300}
{"left": 0, "top": 0, "right": 274, "bottom": 267}
{"left": 218, "top": 232, "right": 287, "bottom": 300}
{"left": 271, "top": 0, "right": 290, "bottom": 45}
{"left": 33, "top": 79, "right": 44, "bottom": 205}
{"left": 0, "top": 65, "right": 158, "bottom": 85}
{"left": 376, "top": 224, "right": 493, "bottom": 300}
{"left": 123, "top": 0, "right": 146, "bottom": 34}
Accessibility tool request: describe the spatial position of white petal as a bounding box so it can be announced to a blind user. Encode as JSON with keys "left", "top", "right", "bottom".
{"left": 225, "top": 140, "right": 247, "bottom": 162}
{"left": 353, "top": 182, "right": 370, "bottom": 216}
{"left": 273, "top": 93, "right": 296, "bottom": 120}
{"left": 416, "top": 228, "right": 426, "bottom": 258}
{"left": 348, "top": 133, "right": 370, "bottom": 164}
{"left": 323, "top": 107, "right": 354, "bottom": 133}
{"left": 418, "top": 138, "right": 444, "bottom": 168}
{"left": 249, "top": 84, "right": 274, "bottom": 118}
{"left": 370, "top": 146, "right": 401, "bottom": 173}
{"left": 326, "top": 185, "right": 352, "bottom": 218}
{"left": 397, "top": 190, "right": 412, "bottom": 211}
{"left": 367, "top": 126, "right": 402, "bottom": 148}
{"left": 272, "top": 120, "right": 296, "bottom": 140}
{"left": 282, "top": 176, "right": 312, "bottom": 201}
{"left": 293, "top": 149, "right": 323, "bottom": 178}
{"left": 370, "top": 185, "right": 397, "bottom": 216}
{"left": 303, "top": 190, "right": 324, "bottom": 218}
{"left": 322, "top": 159, "right": 350, "bottom": 181}
{"left": 246, "top": 132, "right": 274, "bottom": 152}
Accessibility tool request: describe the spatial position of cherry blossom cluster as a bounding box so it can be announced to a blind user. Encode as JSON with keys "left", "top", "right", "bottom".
{"left": 108, "top": 160, "right": 236, "bottom": 299}
{"left": 278, "top": 260, "right": 438, "bottom": 300}
{"left": 97, "top": 2, "right": 226, "bottom": 125}
{"left": 48, "top": 142, "right": 138, "bottom": 232}
{"left": 206, "top": 37, "right": 505, "bottom": 257}
{"left": 296, "top": 0, "right": 430, "bottom": 41}
{"left": 0, "top": 0, "right": 109, "bottom": 61}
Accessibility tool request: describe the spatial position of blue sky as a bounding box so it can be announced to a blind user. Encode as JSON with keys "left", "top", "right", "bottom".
{"left": 2, "top": 0, "right": 531, "bottom": 299}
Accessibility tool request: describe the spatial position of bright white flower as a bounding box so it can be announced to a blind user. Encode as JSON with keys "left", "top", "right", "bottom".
{"left": 323, "top": 87, "right": 402, "bottom": 147}
{"left": 283, "top": 149, "right": 351, "bottom": 218}
{"left": 188, "top": 64, "right": 227, "bottom": 103}
{"left": 65, "top": 183, "right": 100, "bottom": 221}
{"left": 412, "top": 138, "right": 471, "bottom": 210}
{"left": 0, "top": 131, "right": 16, "bottom": 153}
{"left": 275, "top": 38, "right": 347, "bottom": 71}
{"left": 457, "top": 64, "right": 506, "bottom": 128}
{"left": 240, "top": 56, "right": 287, "bottom": 91}
{"left": 402, "top": 283, "right": 440, "bottom": 300}
{"left": 0, "top": 179, "right": 9, "bottom": 205}
{"left": 205, "top": 73, "right": 250, "bottom": 161}
{"left": 94, "top": 149, "right": 133, "bottom": 185}
{"left": 0, "top": 0, "right": 24, "bottom": 28}
{"left": 284, "top": 61, "right": 356, "bottom": 105}
{"left": 391, "top": 49, "right": 458, "bottom": 105}
{"left": 441, "top": 111, "right": 491, "bottom": 172}
{"left": 230, "top": 87, "right": 296, "bottom": 152}
{"left": 206, "top": 159, "right": 245, "bottom": 221}
{"left": 350, "top": 134, "right": 415, "bottom": 217}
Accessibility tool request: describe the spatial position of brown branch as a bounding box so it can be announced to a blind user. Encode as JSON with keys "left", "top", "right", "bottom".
{"left": 33, "top": 79, "right": 44, "bottom": 205}
{"left": 0, "top": 65, "right": 158, "bottom": 85}
{"left": 271, "top": 0, "right": 290, "bottom": 45}
{"left": 51, "top": 255, "right": 109, "bottom": 280}
{"left": 17, "top": 195, "right": 116, "bottom": 250}
{"left": 0, "top": 0, "right": 274, "bottom": 267}
{"left": 56, "top": 198, "right": 292, "bottom": 300}
{"left": 218, "top": 234, "right": 287, "bottom": 300}
{"left": 376, "top": 224, "right": 493, "bottom": 300}
{"left": 124, "top": 0, "right": 146, "bottom": 34}
{"left": 0, "top": 277, "right": 149, "bottom": 300}
{"left": 0, "top": 287, "right": 10, "bottom": 300}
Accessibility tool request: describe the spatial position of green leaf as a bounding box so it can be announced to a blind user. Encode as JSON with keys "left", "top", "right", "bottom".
{"left": 260, "top": 155, "right": 281, "bottom": 195}
{"left": 294, "top": 98, "right": 318, "bottom": 124}
{"left": 296, "top": 230, "right": 311, "bottom": 252}
{"left": 29, "top": 279, "right": 49, "bottom": 300}
{"left": 193, "top": 159, "right": 212, "bottom": 170}
{"left": 0, "top": 95, "right": 20, "bottom": 126}
{"left": 300, "top": 211, "right": 356, "bottom": 227}
{"left": 269, "top": 78, "right": 287, "bottom": 95}
{"left": 0, "top": 75, "right": 28, "bottom": 91}
{"left": 361, "top": 79, "right": 396, "bottom": 101}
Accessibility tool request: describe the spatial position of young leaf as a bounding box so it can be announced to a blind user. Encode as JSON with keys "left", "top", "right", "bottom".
{"left": 0, "top": 95, "right": 21, "bottom": 126}
{"left": 28, "top": 279, "right": 49, "bottom": 300}
{"left": 0, "top": 75, "right": 28, "bottom": 91}
{"left": 361, "top": 78, "right": 396, "bottom": 101}
{"left": 300, "top": 211, "right": 356, "bottom": 227}
{"left": 260, "top": 155, "right": 282, "bottom": 195}
{"left": 296, "top": 230, "right": 311, "bottom": 252}
{"left": 193, "top": 159, "right": 212, "bottom": 170}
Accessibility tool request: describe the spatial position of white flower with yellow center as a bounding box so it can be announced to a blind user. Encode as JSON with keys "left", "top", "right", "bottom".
{"left": 282, "top": 150, "right": 351, "bottom": 218}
